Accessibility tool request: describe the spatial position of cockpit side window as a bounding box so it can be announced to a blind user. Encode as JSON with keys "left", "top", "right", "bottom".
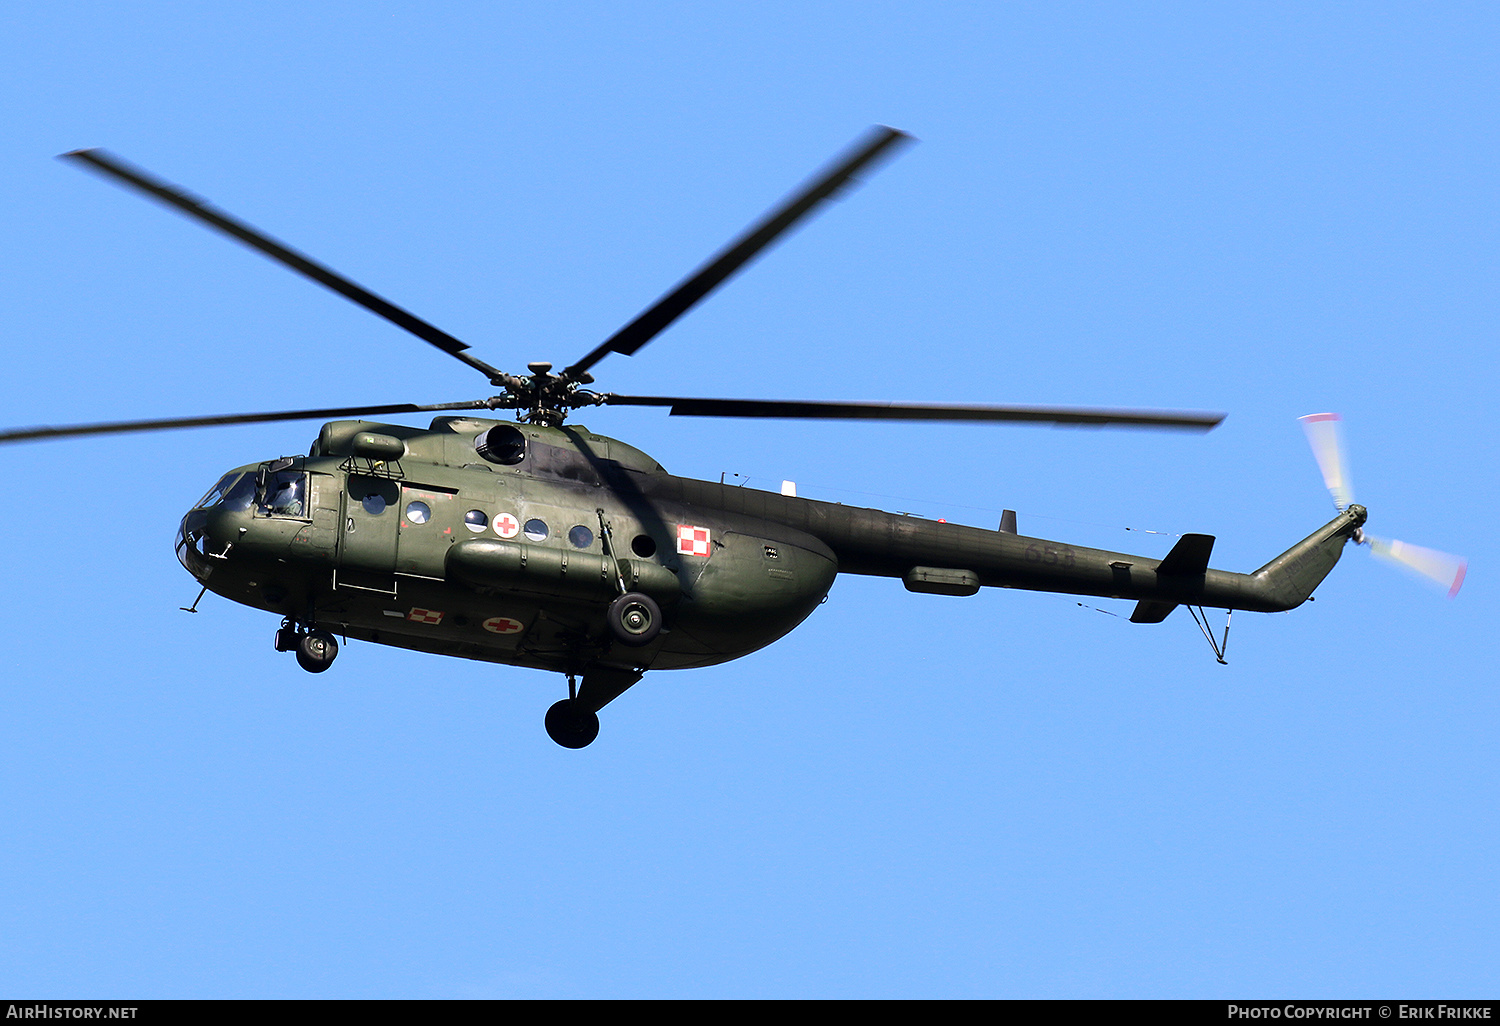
{"left": 258, "top": 470, "right": 308, "bottom": 518}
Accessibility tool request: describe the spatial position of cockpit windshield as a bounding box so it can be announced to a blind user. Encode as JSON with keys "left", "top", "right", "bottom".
{"left": 194, "top": 472, "right": 256, "bottom": 512}
{"left": 195, "top": 473, "right": 241, "bottom": 509}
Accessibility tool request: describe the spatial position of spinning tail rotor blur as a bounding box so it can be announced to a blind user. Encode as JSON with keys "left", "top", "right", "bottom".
{"left": 1298, "top": 413, "right": 1466, "bottom": 597}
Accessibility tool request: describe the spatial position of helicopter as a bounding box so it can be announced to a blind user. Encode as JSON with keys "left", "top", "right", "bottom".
{"left": 2, "top": 127, "right": 1467, "bottom": 748}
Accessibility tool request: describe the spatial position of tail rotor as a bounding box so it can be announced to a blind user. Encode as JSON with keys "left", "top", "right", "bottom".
{"left": 1297, "top": 413, "right": 1467, "bottom": 597}
{"left": 1365, "top": 537, "right": 1468, "bottom": 598}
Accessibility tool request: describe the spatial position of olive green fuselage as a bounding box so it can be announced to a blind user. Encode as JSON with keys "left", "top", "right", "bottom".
{"left": 177, "top": 416, "right": 1363, "bottom": 678}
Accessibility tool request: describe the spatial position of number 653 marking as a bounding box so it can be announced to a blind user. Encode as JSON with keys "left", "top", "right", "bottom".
{"left": 1024, "top": 544, "right": 1075, "bottom": 567}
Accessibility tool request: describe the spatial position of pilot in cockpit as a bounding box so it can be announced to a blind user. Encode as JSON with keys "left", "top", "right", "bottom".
{"left": 262, "top": 472, "right": 306, "bottom": 517}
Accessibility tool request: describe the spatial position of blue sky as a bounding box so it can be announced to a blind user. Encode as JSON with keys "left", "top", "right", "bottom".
{"left": 1, "top": 2, "right": 1495, "bottom": 998}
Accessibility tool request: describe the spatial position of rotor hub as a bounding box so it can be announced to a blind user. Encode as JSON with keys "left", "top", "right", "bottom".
{"left": 484, "top": 369, "right": 605, "bottom": 426}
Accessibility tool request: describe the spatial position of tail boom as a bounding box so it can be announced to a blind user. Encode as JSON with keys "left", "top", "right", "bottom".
{"left": 813, "top": 500, "right": 1367, "bottom": 614}
{"left": 661, "top": 475, "right": 1367, "bottom": 615}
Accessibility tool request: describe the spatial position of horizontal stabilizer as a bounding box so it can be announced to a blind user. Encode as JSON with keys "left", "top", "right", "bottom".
{"left": 1130, "top": 600, "right": 1178, "bottom": 624}
{"left": 1157, "top": 533, "right": 1215, "bottom": 575}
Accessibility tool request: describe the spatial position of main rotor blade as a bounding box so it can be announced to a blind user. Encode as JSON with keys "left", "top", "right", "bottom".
{"left": 602, "top": 395, "right": 1224, "bottom": 430}
{"left": 0, "top": 400, "right": 494, "bottom": 445}
{"left": 61, "top": 149, "right": 504, "bottom": 381}
{"left": 563, "top": 126, "right": 914, "bottom": 380}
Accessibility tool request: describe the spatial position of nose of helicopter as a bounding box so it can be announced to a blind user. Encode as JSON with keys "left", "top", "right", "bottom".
{"left": 175, "top": 508, "right": 214, "bottom": 580}
{"left": 177, "top": 468, "right": 262, "bottom": 578}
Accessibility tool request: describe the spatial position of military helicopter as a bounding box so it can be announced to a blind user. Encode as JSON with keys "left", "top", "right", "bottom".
{"left": 2, "top": 128, "right": 1466, "bottom": 747}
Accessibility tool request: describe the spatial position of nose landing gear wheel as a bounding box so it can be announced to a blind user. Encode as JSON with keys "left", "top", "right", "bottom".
{"left": 545, "top": 699, "right": 600, "bottom": 749}
{"left": 607, "top": 591, "right": 662, "bottom": 647}
{"left": 295, "top": 629, "right": 339, "bottom": 673}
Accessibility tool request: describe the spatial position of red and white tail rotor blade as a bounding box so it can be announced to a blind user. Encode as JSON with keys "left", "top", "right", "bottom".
{"left": 1298, "top": 412, "right": 1354, "bottom": 512}
{"left": 1365, "top": 535, "right": 1468, "bottom": 598}
{"left": 1297, "top": 411, "right": 1466, "bottom": 598}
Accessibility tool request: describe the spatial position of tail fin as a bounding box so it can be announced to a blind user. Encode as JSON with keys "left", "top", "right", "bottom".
{"left": 1248, "top": 505, "right": 1367, "bottom": 610}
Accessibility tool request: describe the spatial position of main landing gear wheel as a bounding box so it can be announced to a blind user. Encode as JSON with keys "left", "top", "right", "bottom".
{"left": 607, "top": 591, "right": 662, "bottom": 647}
{"left": 295, "top": 629, "right": 339, "bottom": 673}
{"left": 545, "top": 699, "right": 600, "bottom": 749}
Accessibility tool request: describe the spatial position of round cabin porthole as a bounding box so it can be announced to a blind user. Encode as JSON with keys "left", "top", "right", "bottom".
{"left": 464, "top": 510, "right": 489, "bottom": 533}
{"left": 405, "top": 501, "right": 431, "bottom": 525}
{"left": 523, "top": 518, "right": 549, "bottom": 542}
{"left": 361, "top": 493, "right": 387, "bottom": 515}
{"left": 568, "top": 525, "right": 594, "bottom": 549}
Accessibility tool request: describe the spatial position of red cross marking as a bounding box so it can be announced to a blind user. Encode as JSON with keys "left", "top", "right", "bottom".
{"left": 494, "top": 513, "right": 520, "bottom": 539}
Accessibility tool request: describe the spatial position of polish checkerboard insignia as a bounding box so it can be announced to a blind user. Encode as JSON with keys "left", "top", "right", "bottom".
{"left": 407, "top": 608, "right": 444, "bottom": 624}
{"left": 677, "top": 524, "right": 711, "bottom": 557}
{"left": 493, "top": 512, "right": 520, "bottom": 539}
{"left": 482, "top": 616, "right": 525, "bottom": 635}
